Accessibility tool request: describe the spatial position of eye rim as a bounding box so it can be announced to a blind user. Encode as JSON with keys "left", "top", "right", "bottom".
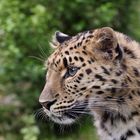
{"left": 64, "top": 66, "right": 79, "bottom": 78}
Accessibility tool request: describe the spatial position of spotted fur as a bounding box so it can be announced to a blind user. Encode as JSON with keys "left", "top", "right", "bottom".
{"left": 39, "top": 27, "right": 140, "bottom": 140}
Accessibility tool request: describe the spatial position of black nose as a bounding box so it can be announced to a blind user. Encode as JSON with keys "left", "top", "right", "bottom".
{"left": 40, "top": 99, "right": 57, "bottom": 110}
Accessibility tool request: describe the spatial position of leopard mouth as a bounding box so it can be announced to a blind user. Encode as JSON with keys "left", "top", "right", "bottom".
{"left": 43, "top": 101, "right": 88, "bottom": 125}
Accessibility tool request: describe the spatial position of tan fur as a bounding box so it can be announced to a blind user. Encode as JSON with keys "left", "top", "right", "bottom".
{"left": 39, "top": 27, "right": 140, "bottom": 140}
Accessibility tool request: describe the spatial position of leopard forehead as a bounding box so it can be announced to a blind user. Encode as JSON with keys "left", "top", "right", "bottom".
{"left": 47, "top": 30, "right": 95, "bottom": 67}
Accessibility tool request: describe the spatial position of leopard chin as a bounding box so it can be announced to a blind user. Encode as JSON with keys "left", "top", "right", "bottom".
{"left": 50, "top": 114, "right": 76, "bottom": 125}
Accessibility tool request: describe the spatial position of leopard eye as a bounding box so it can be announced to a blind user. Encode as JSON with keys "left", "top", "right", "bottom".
{"left": 68, "top": 67, "right": 79, "bottom": 76}
{"left": 64, "top": 67, "right": 79, "bottom": 78}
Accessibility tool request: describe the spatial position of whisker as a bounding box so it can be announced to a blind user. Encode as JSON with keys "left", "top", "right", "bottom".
{"left": 38, "top": 45, "right": 48, "bottom": 58}
{"left": 71, "top": 106, "right": 118, "bottom": 113}
{"left": 69, "top": 110, "right": 92, "bottom": 115}
{"left": 73, "top": 102, "right": 120, "bottom": 112}
{"left": 34, "top": 108, "right": 48, "bottom": 121}
{"left": 29, "top": 55, "right": 44, "bottom": 62}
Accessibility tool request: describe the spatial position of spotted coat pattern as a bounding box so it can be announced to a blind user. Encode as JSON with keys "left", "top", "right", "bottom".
{"left": 39, "top": 27, "right": 140, "bottom": 140}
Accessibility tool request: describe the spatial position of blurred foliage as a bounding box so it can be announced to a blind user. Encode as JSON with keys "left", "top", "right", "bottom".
{"left": 21, "top": 115, "right": 40, "bottom": 140}
{"left": 0, "top": 0, "right": 140, "bottom": 140}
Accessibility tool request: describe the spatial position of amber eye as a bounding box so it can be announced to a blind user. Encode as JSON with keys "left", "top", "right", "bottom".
{"left": 64, "top": 66, "right": 79, "bottom": 78}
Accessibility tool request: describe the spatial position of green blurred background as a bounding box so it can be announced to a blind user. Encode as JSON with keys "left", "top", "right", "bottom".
{"left": 0, "top": 0, "right": 140, "bottom": 140}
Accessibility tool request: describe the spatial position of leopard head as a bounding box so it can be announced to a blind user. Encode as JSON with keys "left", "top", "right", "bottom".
{"left": 39, "top": 27, "right": 124, "bottom": 124}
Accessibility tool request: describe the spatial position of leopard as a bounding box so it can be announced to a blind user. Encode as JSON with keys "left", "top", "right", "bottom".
{"left": 38, "top": 27, "right": 140, "bottom": 140}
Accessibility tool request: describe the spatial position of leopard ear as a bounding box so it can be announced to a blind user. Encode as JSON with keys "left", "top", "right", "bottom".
{"left": 50, "top": 31, "right": 71, "bottom": 48}
{"left": 94, "top": 27, "right": 123, "bottom": 61}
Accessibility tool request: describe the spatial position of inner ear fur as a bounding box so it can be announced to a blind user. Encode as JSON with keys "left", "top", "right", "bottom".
{"left": 94, "top": 27, "right": 123, "bottom": 61}
{"left": 94, "top": 27, "right": 117, "bottom": 51}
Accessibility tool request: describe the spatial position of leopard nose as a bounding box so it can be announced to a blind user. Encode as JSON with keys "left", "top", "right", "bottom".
{"left": 40, "top": 99, "right": 57, "bottom": 110}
